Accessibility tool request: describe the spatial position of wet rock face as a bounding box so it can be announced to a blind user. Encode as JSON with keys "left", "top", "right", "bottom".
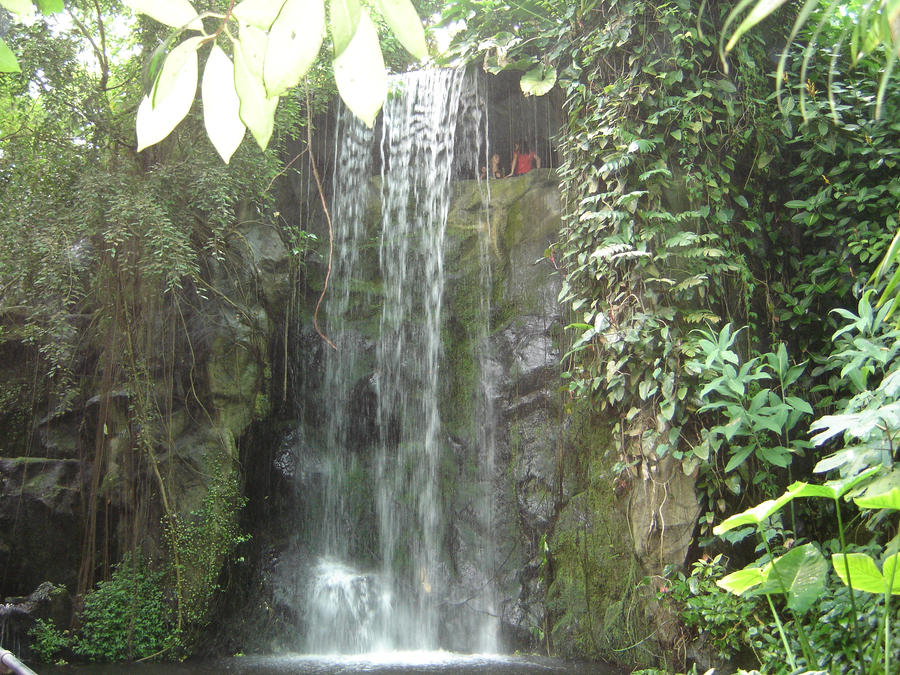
{"left": 0, "top": 459, "right": 82, "bottom": 594}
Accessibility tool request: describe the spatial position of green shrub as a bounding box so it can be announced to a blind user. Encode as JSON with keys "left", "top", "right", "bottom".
{"left": 28, "top": 618, "right": 71, "bottom": 663}
{"left": 75, "top": 554, "right": 170, "bottom": 661}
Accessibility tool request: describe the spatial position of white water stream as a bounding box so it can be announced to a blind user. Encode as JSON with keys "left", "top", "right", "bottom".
{"left": 304, "top": 69, "right": 496, "bottom": 654}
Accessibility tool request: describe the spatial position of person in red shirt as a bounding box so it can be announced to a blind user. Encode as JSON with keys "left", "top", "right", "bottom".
{"left": 508, "top": 139, "right": 541, "bottom": 176}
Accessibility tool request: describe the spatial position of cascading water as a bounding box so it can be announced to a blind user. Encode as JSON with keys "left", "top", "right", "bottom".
{"left": 301, "top": 68, "right": 498, "bottom": 654}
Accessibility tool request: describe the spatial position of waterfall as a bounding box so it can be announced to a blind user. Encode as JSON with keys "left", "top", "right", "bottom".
{"left": 302, "top": 68, "right": 495, "bottom": 654}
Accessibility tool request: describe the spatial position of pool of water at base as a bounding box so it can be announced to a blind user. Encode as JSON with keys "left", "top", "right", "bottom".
{"left": 41, "top": 651, "right": 624, "bottom": 674}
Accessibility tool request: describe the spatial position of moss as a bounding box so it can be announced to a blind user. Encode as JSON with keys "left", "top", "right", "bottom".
{"left": 544, "top": 400, "right": 656, "bottom": 668}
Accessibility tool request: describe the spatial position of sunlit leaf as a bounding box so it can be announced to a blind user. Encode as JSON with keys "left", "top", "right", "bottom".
{"left": 330, "top": 0, "right": 361, "bottom": 58}
{"left": 122, "top": 0, "right": 203, "bottom": 30}
{"left": 521, "top": 65, "right": 557, "bottom": 96}
{"left": 832, "top": 552, "right": 886, "bottom": 594}
{"left": 263, "top": 0, "right": 325, "bottom": 96}
{"left": 713, "top": 493, "right": 793, "bottom": 534}
{"left": 233, "top": 0, "right": 287, "bottom": 29}
{"left": 136, "top": 42, "right": 199, "bottom": 151}
{"left": 718, "top": 566, "right": 767, "bottom": 595}
{"left": 0, "top": 0, "right": 33, "bottom": 16}
{"left": 153, "top": 37, "right": 203, "bottom": 106}
{"left": 35, "top": 0, "right": 64, "bottom": 13}
{"left": 0, "top": 38, "right": 20, "bottom": 73}
{"left": 333, "top": 9, "right": 386, "bottom": 128}
{"left": 374, "top": 0, "right": 427, "bottom": 61}
{"left": 855, "top": 486, "right": 900, "bottom": 511}
{"left": 202, "top": 45, "right": 246, "bottom": 163}
{"left": 234, "top": 27, "right": 279, "bottom": 149}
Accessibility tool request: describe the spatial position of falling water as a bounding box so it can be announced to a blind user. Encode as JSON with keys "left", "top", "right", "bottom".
{"left": 304, "top": 68, "right": 494, "bottom": 653}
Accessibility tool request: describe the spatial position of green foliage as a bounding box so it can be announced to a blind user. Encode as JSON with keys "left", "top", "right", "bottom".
{"left": 76, "top": 554, "right": 170, "bottom": 662}
{"left": 28, "top": 618, "right": 71, "bottom": 663}
{"left": 163, "top": 464, "right": 249, "bottom": 636}
{"left": 686, "top": 325, "right": 813, "bottom": 540}
{"left": 660, "top": 554, "right": 761, "bottom": 662}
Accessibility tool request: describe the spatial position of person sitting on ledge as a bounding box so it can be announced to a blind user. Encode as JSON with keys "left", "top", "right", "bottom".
{"left": 508, "top": 139, "right": 540, "bottom": 176}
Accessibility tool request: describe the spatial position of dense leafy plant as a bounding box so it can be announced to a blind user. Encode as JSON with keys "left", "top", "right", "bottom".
{"left": 76, "top": 554, "right": 171, "bottom": 662}
{"left": 28, "top": 618, "right": 71, "bottom": 664}
{"left": 660, "top": 554, "right": 762, "bottom": 663}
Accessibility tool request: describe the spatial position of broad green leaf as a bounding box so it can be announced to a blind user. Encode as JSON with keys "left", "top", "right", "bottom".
{"left": 374, "top": 0, "right": 427, "bottom": 61}
{"left": 35, "top": 0, "right": 63, "bottom": 13}
{"left": 0, "top": 38, "right": 20, "bottom": 73}
{"left": 832, "top": 552, "right": 885, "bottom": 594}
{"left": 333, "top": 9, "right": 386, "bottom": 128}
{"left": 122, "top": 0, "right": 203, "bottom": 30}
{"left": 521, "top": 65, "right": 557, "bottom": 96}
{"left": 717, "top": 566, "right": 767, "bottom": 595}
{"left": 136, "top": 41, "right": 199, "bottom": 151}
{"left": 787, "top": 467, "right": 881, "bottom": 501}
{"left": 234, "top": 27, "right": 279, "bottom": 149}
{"left": 0, "top": 0, "right": 32, "bottom": 16}
{"left": 233, "top": 0, "right": 286, "bottom": 30}
{"left": 202, "top": 45, "right": 245, "bottom": 163}
{"left": 330, "top": 0, "right": 361, "bottom": 58}
{"left": 882, "top": 553, "right": 900, "bottom": 594}
{"left": 714, "top": 493, "right": 793, "bottom": 534}
{"left": 263, "top": 0, "right": 325, "bottom": 96}
{"left": 152, "top": 37, "right": 203, "bottom": 106}
{"left": 855, "top": 486, "right": 900, "bottom": 511}
{"left": 758, "top": 444, "right": 792, "bottom": 467}
{"left": 753, "top": 543, "right": 826, "bottom": 613}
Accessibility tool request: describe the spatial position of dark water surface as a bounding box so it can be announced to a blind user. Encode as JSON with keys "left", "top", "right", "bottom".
{"left": 42, "top": 651, "right": 623, "bottom": 674}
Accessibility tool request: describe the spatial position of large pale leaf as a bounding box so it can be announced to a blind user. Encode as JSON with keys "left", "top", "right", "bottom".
{"left": 832, "top": 552, "right": 886, "bottom": 594}
{"left": 263, "top": 0, "right": 325, "bottom": 96}
{"left": 122, "top": 0, "right": 203, "bottom": 30}
{"left": 374, "top": 0, "right": 427, "bottom": 61}
{"left": 233, "top": 0, "right": 286, "bottom": 30}
{"left": 752, "top": 543, "right": 826, "bottom": 613}
{"left": 153, "top": 37, "right": 203, "bottom": 106}
{"left": 713, "top": 493, "right": 793, "bottom": 534}
{"left": 521, "top": 65, "right": 557, "bottom": 96}
{"left": 717, "top": 566, "right": 767, "bottom": 596}
{"left": 136, "top": 42, "right": 199, "bottom": 151}
{"left": 234, "top": 29, "right": 279, "bottom": 149}
{"left": 883, "top": 553, "right": 900, "bottom": 594}
{"left": 35, "top": 0, "right": 64, "bottom": 13}
{"left": 786, "top": 467, "right": 881, "bottom": 501}
{"left": 330, "top": 0, "right": 361, "bottom": 58}
{"left": 0, "top": 38, "right": 20, "bottom": 73}
{"left": 202, "top": 45, "right": 245, "bottom": 163}
{"left": 0, "top": 0, "right": 32, "bottom": 16}
{"left": 333, "top": 9, "right": 386, "bottom": 128}
{"left": 855, "top": 486, "right": 900, "bottom": 511}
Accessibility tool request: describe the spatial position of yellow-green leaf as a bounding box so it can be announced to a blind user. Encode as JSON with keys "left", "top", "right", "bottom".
{"left": 374, "top": 0, "right": 427, "bottom": 61}
{"left": 233, "top": 0, "right": 286, "bottom": 30}
{"left": 152, "top": 37, "right": 203, "bottom": 106}
{"left": 330, "top": 0, "right": 361, "bottom": 58}
{"left": 35, "top": 0, "right": 64, "bottom": 13}
{"left": 333, "top": 9, "right": 386, "bottom": 128}
{"left": 263, "top": 0, "right": 325, "bottom": 96}
{"left": 832, "top": 552, "right": 885, "bottom": 594}
{"left": 202, "top": 45, "right": 245, "bottom": 163}
{"left": 136, "top": 42, "right": 199, "bottom": 151}
{"left": 855, "top": 486, "right": 900, "bottom": 511}
{"left": 725, "top": 0, "right": 790, "bottom": 53}
{"left": 234, "top": 28, "right": 279, "bottom": 149}
{"left": 717, "top": 566, "right": 767, "bottom": 596}
{"left": 520, "top": 65, "right": 557, "bottom": 96}
{"left": 0, "top": 37, "right": 20, "bottom": 73}
{"left": 122, "top": 0, "right": 203, "bottom": 30}
{"left": 0, "top": 0, "right": 33, "bottom": 16}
